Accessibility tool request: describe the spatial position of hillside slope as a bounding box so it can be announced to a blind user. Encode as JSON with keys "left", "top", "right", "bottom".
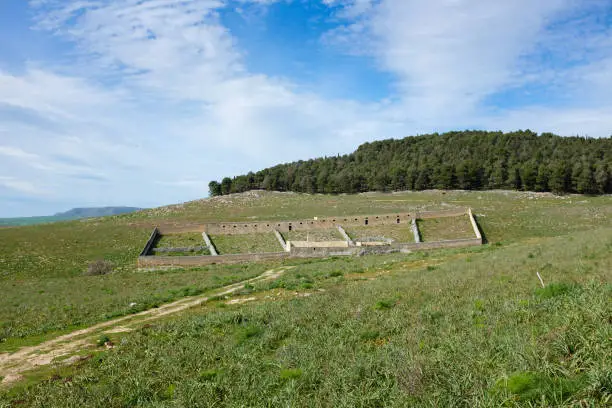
{"left": 0, "top": 191, "right": 610, "bottom": 406}
{"left": 209, "top": 130, "right": 612, "bottom": 196}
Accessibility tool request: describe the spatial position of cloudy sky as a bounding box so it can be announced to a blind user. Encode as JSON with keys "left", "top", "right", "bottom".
{"left": 0, "top": 0, "right": 611, "bottom": 216}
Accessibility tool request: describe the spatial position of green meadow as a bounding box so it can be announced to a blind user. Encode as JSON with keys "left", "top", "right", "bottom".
{"left": 0, "top": 190, "right": 610, "bottom": 406}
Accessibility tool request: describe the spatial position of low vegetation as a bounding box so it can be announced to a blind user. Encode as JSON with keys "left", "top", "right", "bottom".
{"left": 0, "top": 190, "right": 610, "bottom": 406}
{"left": 281, "top": 229, "right": 342, "bottom": 242}
{"left": 346, "top": 225, "right": 415, "bottom": 243}
{"left": 417, "top": 215, "right": 475, "bottom": 241}
{"left": 154, "top": 233, "right": 205, "bottom": 248}
{"left": 84, "top": 260, "right": 114, "bottom": 276}
{"left": 0, "top": 263, "right": 268, "bottom": 350}
{"left": 3, "top": 227, "right": 610, "bottom": 406}
{"left": 209, "top": 233, "right": 282, "bottom": 254}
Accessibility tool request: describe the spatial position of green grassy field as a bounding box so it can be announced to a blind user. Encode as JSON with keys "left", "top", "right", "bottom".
{"left": 0, "top": 216, "right": 71, "bottom": 227}
{"left": 152, "top": 233, "right": 211, "bottom": 256}
{"left": 0, "top": 264, "right": 267, "bottom": 351}
{"left": 0, "top": 190, "right": 610, "bottom": 406}
{"left": 209, "top": 233, "right": 282, "bottom": 254}
{"left": 346, "top": 224, "right": 416, "bottom": 243}
{"left": 417, "top": 215, "right": 475, "bottom": 241}
{"left": 154, "top": 233, "right": 205, "bottom": 248}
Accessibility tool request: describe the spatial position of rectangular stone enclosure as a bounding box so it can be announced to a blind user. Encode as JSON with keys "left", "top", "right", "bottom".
{"left": 138, "top": 208, "right": 483, "bottom": 267}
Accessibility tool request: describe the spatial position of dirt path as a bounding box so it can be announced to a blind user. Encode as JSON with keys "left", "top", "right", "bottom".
{"left": 0, "top": 267, "right": 288, "bottom": 386}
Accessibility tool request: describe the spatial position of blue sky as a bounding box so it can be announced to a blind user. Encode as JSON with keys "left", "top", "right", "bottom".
{"left": 0, "top": 0, "right": 611, "bottom": 217}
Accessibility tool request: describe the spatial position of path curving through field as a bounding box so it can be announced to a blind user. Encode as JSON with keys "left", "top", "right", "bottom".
{"left": 0, "top": 267, "right": 289, "bottom": 386}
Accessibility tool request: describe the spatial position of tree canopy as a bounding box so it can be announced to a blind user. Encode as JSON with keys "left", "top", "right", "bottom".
{"left": 209, "top": 130, "right": 612, "bottom": 196}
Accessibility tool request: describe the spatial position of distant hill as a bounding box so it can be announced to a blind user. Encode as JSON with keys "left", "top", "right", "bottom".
{"left": 0, "top": 207, "right": 142, "bottom": 227}
{"left": 53, "top": 207, "right": 142, "bottom": 218}
{"left": 208, "top": 130, "right": 612, "bottom": 196}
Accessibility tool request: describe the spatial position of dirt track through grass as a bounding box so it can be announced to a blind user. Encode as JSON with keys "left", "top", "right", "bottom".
{"left": 0, "top": 267, "right": 289, "bottom": 386}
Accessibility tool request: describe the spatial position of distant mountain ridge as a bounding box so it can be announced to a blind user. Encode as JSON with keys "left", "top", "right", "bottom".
{"left": 54, "top": 207, "right": 142, "bottom": 218}
{"left": 0, "top": 207, "right": 142, "bottom": 227}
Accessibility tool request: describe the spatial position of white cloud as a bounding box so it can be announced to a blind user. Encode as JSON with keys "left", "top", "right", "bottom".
{"left": 484, "top": 106, "right": 612, "bottom": 138}
{"left": 0, "top": 146, "right": 40, "bottom": 161}
{"left": 1, "top": 0, "right": 401, "bottom": 215}
{"left": 323, "top": 0, "right": 376, "bottom": 19}
{"left": 0, "top": 176, "right": 46, "bottom": 196}
{"left": 327, "top": 1, "right": 578, "bottom": 116}
{"left": 0, "top": 69, "right": 120, "bottom": 120}
{"left": 1, "top": 0, "right": 611, "bottom": 216}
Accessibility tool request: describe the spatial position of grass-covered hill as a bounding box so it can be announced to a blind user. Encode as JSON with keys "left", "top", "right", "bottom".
{"left": 209, "top": 130, "right": 612, "bottom": 196}
{"left": 0, "top": 190, "right": 610, "bottom": 406}
{"left": 0, "top": 207, "right": 142, "bottom": 227}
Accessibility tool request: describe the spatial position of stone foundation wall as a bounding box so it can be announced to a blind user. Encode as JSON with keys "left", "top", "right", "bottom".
{"left": 468, "top": 208, "right": 483, "bottom": 242}
{"left": 288, "top": 246, "right": 360, "bottom": 258}
{"left": 288, "top": 240, "right": 349, "bottom": 248}
{"left": 138, "top": 251, "right": 289, "bottom": 267}
{"left": 156, "top": 208, "right": 468, "bottom": 235}
{"left": 140, "top": 228, "right": 159, "bottom": 256}
{"left": 138, "top": 237, "right": 482, "bottom": 267}
{"left": 138, "top": 208, "right": 482, "bottom": 268}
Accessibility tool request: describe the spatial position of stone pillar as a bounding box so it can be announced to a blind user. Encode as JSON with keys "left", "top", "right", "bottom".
{"left": 337, "top": 225, "right": 355, "bottom": 246}
{"left": 468, "top": 208, "right": 482, "bottom": 242}
{"left": 274, "top": 230, "right": 290, "bottom": 252}
{"left": 411, "top": 219, "right": 421, "bottom": 243}
{"left": 202, "top": 232, "right": 218, "bottom": 256}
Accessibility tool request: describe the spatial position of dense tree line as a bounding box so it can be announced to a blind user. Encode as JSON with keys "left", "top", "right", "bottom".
{"left": 209, "top": 130, "right": 612, "bottom": 196}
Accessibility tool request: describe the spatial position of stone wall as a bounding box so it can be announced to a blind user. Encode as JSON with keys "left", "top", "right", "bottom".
{"left": 395, "top": 238, "right": 483, "bottom": 251}
{"left": 138, "top": 208, "right": 482, "bottom": 268}
{"left": 156, "top": 208, "right": 468, "bottom": 235}
{"left": 337, "top": 225, "right": 355, "bottom": 246}
{"left": 138, "top": 251, "right": 289, "bottom": 267}
{"left": 274, "top": 230, "right": 289, "bottom": 252}
{"left": 138, "top": 237, "right": 482, "bottom": 267}
{"left": 288, "top": 240, "right": 349, "bottom": 248}
{"left": 202, "top": 232, "right": 218, "bottom": 256}
{"left": 411, "top": 218, "right": 421, "bottom": 243}
{"left": 468, "top": 208, "right": 483, "bottom": 242}
{"left": 139, "top": 228, "right": 159, "bottom": 256}
{"left": 288, "top": 246, "right": 360, "bottom": 258}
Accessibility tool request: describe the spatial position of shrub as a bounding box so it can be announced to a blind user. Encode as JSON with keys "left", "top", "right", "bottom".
{"left": 497, "top": 371, "right": 586, "bottom": 402}
{"left": 161, "top": 384, "right": 176, "bottom": 400}
{"left": 200, "top": 369, "right": 221, "bottom": 381}
{"left": 236, "top": 325, "right": 263, "bottom": 343}
{"left": 85, "top": 260, "right": 113, "bottom": 276}
{"left": 374, "top": 299, "right": 396, "bottom": 310}
{"left": 96, "top": 334, "right": 111, "bottom": 347}
{"left": 241, "top": 283, "right": 255, "bottom": 295}
{"left": 535, "top": 283, "right": 574, "bottom": 299}
{"left": 280, "top": 368, "right": 303, "bottom": 380}
{"left": 360, "top": 330, "right": 380, "bottom": 341}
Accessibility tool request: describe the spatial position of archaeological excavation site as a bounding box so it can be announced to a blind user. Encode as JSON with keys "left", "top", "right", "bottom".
{"left": 138, "top": 208, "right": 483, "bottom": 267}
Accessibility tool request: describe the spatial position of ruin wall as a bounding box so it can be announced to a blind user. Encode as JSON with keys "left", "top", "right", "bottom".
{"left": 138, "top": 237, "right": 482, "bottom": 267}
{"left": 156, "top": 208, "right": 468, "bottom": 235}
{"left": 138, "top": 251, "right": 289, "bottom": 267}
{"left": 139, "top": 228, "right": 159, "bottom": 256}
